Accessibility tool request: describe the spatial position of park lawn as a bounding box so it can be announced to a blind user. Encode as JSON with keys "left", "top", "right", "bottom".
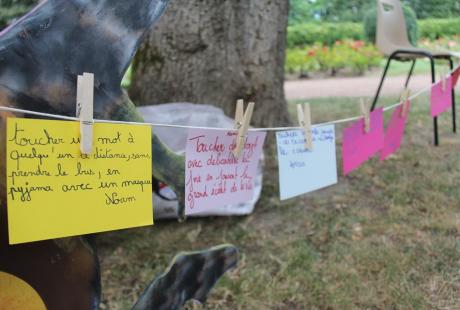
{"left": 373, "top": 59, "right": 453, "bottom": 78}
{"left": 98, "top": 93, "right": 460, "bottom": 309}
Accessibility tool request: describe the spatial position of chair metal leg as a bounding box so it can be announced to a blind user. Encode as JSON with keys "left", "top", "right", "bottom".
{"left": 371, "top": 56, "right": 393, "bottom": 111}
{"left": 429, "top": 57, "right": 439, "bottom": 146}
{"left": 405, "top": 59, "right": 416, "bottom": 88}
{"left": 448, "top": 57, "right": 456, "bottom": 133}
{"left": 371, "top": 51, "right": 446, "bottom": 145}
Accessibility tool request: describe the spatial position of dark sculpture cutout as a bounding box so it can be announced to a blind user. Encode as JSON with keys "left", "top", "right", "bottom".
{"left": 0, "top": 1, "right": 234, "bottom": 308}
{"left": 134, "top": 245, "right": 239, "bottom": 310}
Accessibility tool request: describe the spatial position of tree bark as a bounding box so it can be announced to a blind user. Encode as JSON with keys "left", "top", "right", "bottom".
{"left": 129, "top": 0, "right": 291, "bottom": 130}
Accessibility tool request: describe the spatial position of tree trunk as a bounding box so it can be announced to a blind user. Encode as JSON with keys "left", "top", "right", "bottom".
{"left": 130, "top": 0, "right": 291, "bottom": 191}
{"left": 129, "top": 0, "right": 291, "bottom": 130}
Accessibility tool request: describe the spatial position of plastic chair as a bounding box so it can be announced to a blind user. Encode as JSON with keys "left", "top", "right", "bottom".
{"left": 372, "top": 0, "right": 457, "bottom": 145}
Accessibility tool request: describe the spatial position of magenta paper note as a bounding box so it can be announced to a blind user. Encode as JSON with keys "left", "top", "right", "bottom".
{"left": 342, "top": 107, "right": 384, "bottom": 175}
{"left": 185, "top": 129, "right": 266, "bottom": 215}
{"left": 430, "top": 77, "right": 453, "bottom": 117}
{"left": 453, "top": 67, "right": 460, "bottom": 88}
{"left": 381, "top": 102, "right": 410, "bottom": 161}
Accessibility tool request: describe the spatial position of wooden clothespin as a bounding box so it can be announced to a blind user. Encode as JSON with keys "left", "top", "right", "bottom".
{"left": 441, "top": 69, "right": 447, "bottom": 92}
{"left": 233, "top": 101, "right": 254, "bottom": 157}
{"left": 360, "top": 98, "right": 370, "bottom": 134}
{"left": 76, "top": 75, "right": 83, "bottom": 117}
{"left": 235, "top": 99, "right": 244, "bottom": 130}
{"left": 297, "top": 103, "right": 313, "bottom": 150}
{"left": 400, "top": 88, "right": 411, "bottom": 118}
{"left": 77, "top": 72, "right": 94, "bottom": 155}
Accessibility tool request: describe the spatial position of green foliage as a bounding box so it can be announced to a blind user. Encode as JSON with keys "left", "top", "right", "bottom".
{"left": 313, "top": 0, "right": 373, "bottom": 23}
{"left": 418, "top": 19, "right": 460, "bottom": 40}
{"left": 289, "top": 0, "right": 374, "bottom": 23}
{"left": 289, "top": 18, "right": 460, "bottom": 48}
{"left": 363, "top": 10, "right": 377, "bottom": 46}
{"left": 288, "top": 0, "right": 315, "bottom": 26}
{"left": 0, "top": 0, "right": 37, "bottom": 29}
{"left": 363, "top": 4, "right": 418, "bottom": 45}
{"left": 285, "top": 40, "right": 382, "bottom": 76}
{"left": 288, "top": 0, "right": 460, "bottom": 25}
{"left": 287, "top": 22, "right": 364, "bottom": 48}
{"left": 403, "top": 0, "right": 460, "bottom": 19}
{"left": 0, "top": 0, "right": 36, "bottom": 7}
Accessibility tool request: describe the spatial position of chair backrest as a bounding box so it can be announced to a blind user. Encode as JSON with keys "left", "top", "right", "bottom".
{"left": 376, "top": 0, "right": 412, "bottom": 56}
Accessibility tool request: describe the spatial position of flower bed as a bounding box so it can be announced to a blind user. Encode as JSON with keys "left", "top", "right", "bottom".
{"left": 286, "top": 36, "right": 460, "bottom": 78}
{"left": 285, "top": 40, "right": 382, "bottom": 77}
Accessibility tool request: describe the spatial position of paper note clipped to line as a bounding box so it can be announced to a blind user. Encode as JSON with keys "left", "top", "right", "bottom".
{"left": 452, "top": 66, "right": 460, "bottom": 88}
{"left": 342, "top": 107, "right": 384, "bottom": 175}
{"left": 430, "top": 77, "right": 453, "bottom": 117}
{"left": 381, "top": 101, "right": 410, "bottom": 161}
{"left": 185, "top": 129, "right": 266, "bottom": 215}
{"left": 276, "top": 125, "right": 337, "bottom": 200}
{"left": 6, "top": 118, "right": 153, "bottom": 244}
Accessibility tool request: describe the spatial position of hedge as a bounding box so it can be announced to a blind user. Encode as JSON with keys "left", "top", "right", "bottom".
{"left": 419, "top": 19, "right": 460, "bottom": 40}
{"left": 287, "top": 22, "right": 364, "bottom": 48}
{"left": 288, "top": 18, "right": 460, "bottom": 48}
{"left": 0, "top": 0, "right": 36, "bottom": 29}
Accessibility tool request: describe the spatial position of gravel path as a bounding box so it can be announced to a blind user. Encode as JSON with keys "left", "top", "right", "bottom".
{"left": 285, "top": 74, "right": 433, "bottom": 100}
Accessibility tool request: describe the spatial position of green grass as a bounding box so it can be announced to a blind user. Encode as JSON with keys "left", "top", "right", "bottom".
{"left": 374, "top": 59, "right": 453, "bottom": 77}
{"left": 98, "top": 93, "right": 460, "bottom": 309}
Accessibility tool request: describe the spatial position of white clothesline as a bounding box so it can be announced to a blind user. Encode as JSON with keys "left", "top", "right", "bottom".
{"left": 0, "top": 66, "right": 457, "bottom": 131}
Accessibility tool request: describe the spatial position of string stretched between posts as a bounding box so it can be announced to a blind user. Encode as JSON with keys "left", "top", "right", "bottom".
{"left": 0, "top": 65, "right": 456, "bottom": 131}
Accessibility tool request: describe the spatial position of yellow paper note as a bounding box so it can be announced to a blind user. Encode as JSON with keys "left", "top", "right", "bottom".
{"left": 6, "top": 118, "right": 153, "bottom": 244}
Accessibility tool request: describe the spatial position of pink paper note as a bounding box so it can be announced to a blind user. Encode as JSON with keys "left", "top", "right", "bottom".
{"left": 342, "top": 107, "right": 384, "bottom": 175}
{"left": 430, "top": 77, "right": 453, "bottom": 117}
{"left": 381, "top": 101, "right": 410, "bottom": 161}
{"left": 452, "top": 66, "right": 460, "bottom": 88}
{"left": 185, "top": 129, "right": 266, "bottom": 215}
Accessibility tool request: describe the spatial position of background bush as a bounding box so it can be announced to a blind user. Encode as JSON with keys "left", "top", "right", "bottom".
{"left": 287, "top": 22, "right": 364, "bottom": 48}
{"left": 288, "top": 0, "right": 460, "bottom": 25}
{"left": 287, "top": 18, "right": 460, "bottom": 48}
{"left": 0, "top": 0, "right": 36, "bottom": 29}
{"left": 403, "top": 0, "right": 460, "bottom": 19}
{"left": 363, "top": 4, "right": 418, "bottom": 45}
{"left": 418, "top": 19, "right": 460, "bottom": 40}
